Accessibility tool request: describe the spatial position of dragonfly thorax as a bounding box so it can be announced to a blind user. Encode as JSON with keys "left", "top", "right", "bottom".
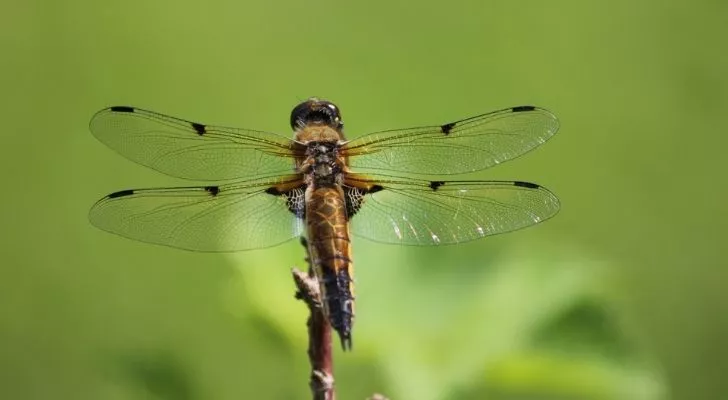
{"left": 309, "top": 142, "right": 336, "bottom": 162}
{"left": 300, "top": 141, "right": 345, "bottom": 185}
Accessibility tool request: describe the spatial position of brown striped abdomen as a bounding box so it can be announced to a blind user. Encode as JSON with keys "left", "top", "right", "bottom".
{"left": 305, "top": 185, "right": 355, "bottom": 350}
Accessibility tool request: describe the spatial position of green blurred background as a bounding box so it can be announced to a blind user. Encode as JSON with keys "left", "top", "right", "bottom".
{"left": 2, "top": 0, "right": 727, "bottom": 399}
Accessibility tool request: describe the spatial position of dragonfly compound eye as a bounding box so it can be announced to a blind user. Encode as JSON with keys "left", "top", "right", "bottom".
{"left": 290, "top": 98, "right": 343, "bottom": 130}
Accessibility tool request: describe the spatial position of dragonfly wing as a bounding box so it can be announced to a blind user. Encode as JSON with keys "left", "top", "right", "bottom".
{"left": 90, "top": 106, "right": 300, "bottom": 181}
{"left": 344, "top": 106, "right": 558, "bottom": 176}
{"left": 89, "top": 177, "right": 306, "bottom": 251}
{"left": 345, "top": 176, "right": 560, "bottom": 245}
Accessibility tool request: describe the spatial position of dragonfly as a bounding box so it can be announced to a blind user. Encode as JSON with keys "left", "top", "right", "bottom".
{"left": 88, "top": 98, "right": 560, "bottom": 350}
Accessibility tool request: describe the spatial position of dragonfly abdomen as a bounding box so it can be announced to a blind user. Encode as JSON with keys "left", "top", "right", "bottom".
{"left": 305, "top": 186, "right": 355, "bottom": 350}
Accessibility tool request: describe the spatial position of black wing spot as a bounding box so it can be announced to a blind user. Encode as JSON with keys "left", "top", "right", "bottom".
{"left": 108, "top": 189, "right": 135, "bottom": 198}
{"left": 369, "top": 185, "right": 384, "bottom": 194}
{"left": 429, "top": 181, "right": 445, "bottom": 191}
{"left": 204, "top": 186, "right": 220, "bottom": 196}
{"left": 265, "top": 187, "right": 282, "bottom": 195}
{"left": 514, "top": 181, "right": 540, "bottom": 189}
{"left": 440, "top": 122, "right": 456, "bottom": 135}
{"left": 110, "top": 106, "right": 135, "bottom": 113}
{"left": 191, "top": 122, "right": 206, "bottom": 135}
{"left": 512, "top": 105, "right": 536, "bottom": 112}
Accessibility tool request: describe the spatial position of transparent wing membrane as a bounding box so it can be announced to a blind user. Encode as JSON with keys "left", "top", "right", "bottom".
{"left": 89, "top": 103, "right": 560, "bottom": 251}
{"left": 89, "top": 177, "right": 305, "bottom": 251}
{"left": 344, "top": 106, "right": 558, "bottom": 176}
{"left": 90, "top": 106, "right": 299, "bottom": 181}
{"left": 346, "top": 176, "right": 560, "bottom": 245}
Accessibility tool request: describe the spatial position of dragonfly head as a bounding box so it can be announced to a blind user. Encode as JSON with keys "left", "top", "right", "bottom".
{"left": 290, "top": 98, "right": 343, "bottom": 131}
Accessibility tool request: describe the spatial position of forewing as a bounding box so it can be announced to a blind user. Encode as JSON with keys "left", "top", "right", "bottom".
{"left": 89, "top": 177, "right": 306, "bottom": 251}
{"left": 90, "top": 106, "right": 300, "bottom": 181}
{"left": 346, "top": 176, "right": 559, "bottom": 245}
{"left": 344, "top": 106, "right": 558, "bottom": 176}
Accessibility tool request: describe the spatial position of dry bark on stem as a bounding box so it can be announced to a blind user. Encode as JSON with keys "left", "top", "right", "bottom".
{"left": 293, "top": 237, "right": 335, "bottom": 400}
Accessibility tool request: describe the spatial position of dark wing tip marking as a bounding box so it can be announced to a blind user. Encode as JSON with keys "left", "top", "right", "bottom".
{"left": 512, "top": 105, "right": 536, "bottom": 112}
{"left": 109, "top": 106, "right": 135, "bottom": 113}
{"left": 513, "top": 181, "right": 540, "bottom": 189}
{"left": 191, "top": 122, "right": 207, "bottom": 135}
{"left": 429, "top": 181, "right": 446, "bottom": 191}
{"left": 440, "top": 122, "right": 456, "bottom": 135}
{"left": 204, "top": 186, "right": 220, "bottom": 196}
{"left": 369, "top": 185, "right": 384, "bottom": 194}
{"left": 107, "top": 189, "right": 135, "bottom": 198}
{"left": 265, "top": 187, "right": 282, "bottom": 195}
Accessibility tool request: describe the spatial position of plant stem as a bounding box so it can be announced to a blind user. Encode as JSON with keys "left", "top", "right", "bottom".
{"left": 293, "top": 237, "right": 335, "bottom": 400}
